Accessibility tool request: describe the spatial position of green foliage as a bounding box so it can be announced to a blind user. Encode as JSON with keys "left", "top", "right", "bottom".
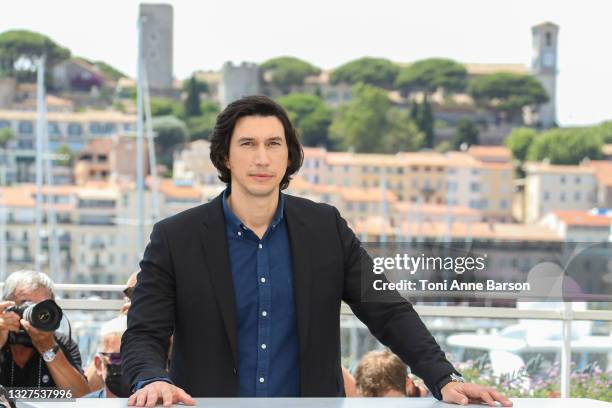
{"left": 75, "top": 57, "right": 127, "bottom": 80}
{"left": 386, "top": 109, "right": 425, "bottom": 152}
{"left": 152, "top": 115, "right": 188, "bottom": 167}
{"left": 330, "top": 83, "right": 423, "bottom": 153}
{"left": 277, "top": 93, "right": 332, "bottom": 148}
{"left": 451, "top": 118, "right": 480, "bottom": 150}
{"left": 184, "top": 75, "right": 202, "bottom": 117}
{"left": 186, "top": 102, "right": 220, "bottom": 141}
{"left": 468, "top": 73, "right": 549, "bottom": 122}
{"left": 330, "top": 57, "right": 399, "bottom": 89}
{"left": 435, "top": 140, "right": 453, "bottom": 153}
{"left": 527, "top": 127, "right": 603, "bottom": 164}
{"left": 55, "top": 144, "right": 74, "bottom": 166}
{"left": 150, "top": 97, "right": 183, "bottom": 118}
{"left": 261, "top": 56, "right": 320, "bottom": 92}
{"left": 411, "top": 97, "right": 435, "bottom": 148}
{"left": 186, "top": 115, "right": 216, "bottom": 141}
{"left": 181, "top": 76, "right": 208, "bottom": 94}
{"left": 0, "top": 127, "right": 14, "bottom": 147}
{"left": 91, "top": 60, "right": 126, "bottom": 80}
{"left": 0, "top": 30, "right": 70, "bottom": 80}
{"left": 593, "top": 121, "right": 612, "bottom": 144}
{"left": 395, "top": 58, "right": 467, "bottom": 95}
{"left": 505, "top": 127, "right": 537, "bottom": 162}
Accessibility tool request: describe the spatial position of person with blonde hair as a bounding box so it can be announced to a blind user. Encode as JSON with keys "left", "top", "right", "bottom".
{"left": 355, "top": 350, "right": 427, "bottom": 398}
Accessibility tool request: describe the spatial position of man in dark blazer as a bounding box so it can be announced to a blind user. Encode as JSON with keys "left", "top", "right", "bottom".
{"left": 122, "top": 95, "right": 512, "bottom": 407}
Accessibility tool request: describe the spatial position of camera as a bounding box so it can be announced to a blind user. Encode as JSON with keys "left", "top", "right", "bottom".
{"left": 4, "top": 299, "right": 63, "bottom": 347}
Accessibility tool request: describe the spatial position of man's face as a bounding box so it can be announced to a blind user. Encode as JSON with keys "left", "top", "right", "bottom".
{"left": 12, "top": 287, "right": 52, "bottom": 305}
{"left": 225, "top": 115, "right": 289, "bottom": 198}
{"left": 95, "top": 334, "right": 122, "bottom": 379}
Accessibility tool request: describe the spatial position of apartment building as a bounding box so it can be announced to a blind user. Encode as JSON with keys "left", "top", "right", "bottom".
{"left": 0, "top": 179, "right": 221, "bottom": 284}
{"left": 0, "top": 109, "right": 136, "bottom": 183}
{"left": 523, "top": 162, "right": 597, "bottom": 224}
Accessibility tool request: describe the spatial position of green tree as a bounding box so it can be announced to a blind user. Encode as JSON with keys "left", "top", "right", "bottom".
{"left": 395, "top": 58, "right": 467, "bottom": 96}
{"left": 0, "top": 127, "right": 13, "bottom": 148}
{"left": 331, "top": 83, "right": 389, "bottom": 152}
{"left": 527, "top": 127, "right": 603, "bottom": 165}
{"left": 413, "top": 96, "right": 435, "bottom": 148}
{"left": 184, "top": 75, "right": 202, "bottom": 117}
{"left": 150, "top": 97, "right": 183, "bottom": 118}
{"left": 186, "top": 101, "right": 220, "bottom": 141}
{"left": 0, "top": 127, "right": 13, "bottom": 185}
{"left": 505, "top": 127, "right": 537, "bottom": 162}
{"left": 468, "top": 73, "right": 549, "bottom": 123}
{"left": 330, "top": 83, "right": 423, "bottom": 153}
{"left": 386, "top": 109, "right": 425, "bottom": 152}
{"left": 451, "top": 118, "right": 480, "bottom": 150}
{"left": 330, "top": 57, "right": 399, "bottom": 89}
{"left": 181, "top": 75, "right": 208, "bottom": 94}
{"left": 55, "top": 144, "right": 74, "bottom": 167}
{"left": 277, "top": 93, "right": 332, "bottom": 147}
{"left": 0, "top": 30, "right": 70, "bottom": 81}
{"left": 593, "top": 121, "right": 612, "bottom": 143}
{"left": 261, "top": 57, "right": 320, "bottom": 93}
{"left": 152, "top": 115, "right": 188, "bottom": 167}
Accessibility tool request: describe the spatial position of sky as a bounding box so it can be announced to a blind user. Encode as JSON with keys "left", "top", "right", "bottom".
{"left": 1, "top": 0, "right": 610, "bottom": 127}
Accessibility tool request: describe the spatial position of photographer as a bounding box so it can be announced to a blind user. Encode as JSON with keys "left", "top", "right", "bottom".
{"left": 0, "top": 270, "right": 89, "bottom": 397}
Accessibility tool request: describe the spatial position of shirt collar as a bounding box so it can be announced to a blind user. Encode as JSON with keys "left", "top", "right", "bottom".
{"left": 222, "top": 186, "right": 285, "bottom": 232}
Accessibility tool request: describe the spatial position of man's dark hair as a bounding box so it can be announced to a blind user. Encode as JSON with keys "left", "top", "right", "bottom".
{"left": 210, "top": 95, "right": 304, "bottom": 190}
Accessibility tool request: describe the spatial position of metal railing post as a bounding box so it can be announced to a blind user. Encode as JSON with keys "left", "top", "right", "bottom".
{"left": 561, "top": 302, "right": 573, "bottom": 398}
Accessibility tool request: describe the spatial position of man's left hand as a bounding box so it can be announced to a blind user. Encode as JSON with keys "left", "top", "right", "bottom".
{"left": 441, "top": 381, "right": 513, "bottom": 406}
{"left": 21, "top": 319, "right": 56, "bottom": 354}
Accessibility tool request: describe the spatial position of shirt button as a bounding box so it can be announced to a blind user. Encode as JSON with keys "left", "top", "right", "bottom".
{"left": 260, "top": 277, "right": 266, "bottom": 283}
{"left": 261, "top": 344, "right": 267, "bottom": 350}
{"left": 261, "top": 310, "right": 267, "bottom": 317}
{"left": 237, "top": 231, "right": 242, "bottom": 236}
{"left": 258, "top": 243, "right": 263, "bottom": 249}
{"left": 242, "top": 226, "right": 247, "bottom": 230}
{"left": 259, "top": 377, "right": 265, "bottom": 383}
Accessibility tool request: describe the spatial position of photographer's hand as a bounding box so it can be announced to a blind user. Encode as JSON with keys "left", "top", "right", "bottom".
{"left": 20, "top": 319, "right": 56, "bottom": 354}
{"left": 0, "top": 301, "right": 19, "bottom": 348}
{"left": 20, "top": 320, "right": 90, "bottom": 397}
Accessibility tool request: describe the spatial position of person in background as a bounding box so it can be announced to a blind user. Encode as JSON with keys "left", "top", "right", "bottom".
{"left": 354, "top": 350, "right": 426, "bottom": 398}
{"left": 86, "top": 272, "right": 137, "bottom": 392}
{"left": 85, "top": 316, "right": 131, "bottom": 398}
{"left": 342, "top": 367, "right": 357, "bottom": 397}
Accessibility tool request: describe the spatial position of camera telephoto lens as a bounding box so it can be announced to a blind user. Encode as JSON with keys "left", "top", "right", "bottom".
{"left": 22, "top": 299, "right": 63, "bottom": 332}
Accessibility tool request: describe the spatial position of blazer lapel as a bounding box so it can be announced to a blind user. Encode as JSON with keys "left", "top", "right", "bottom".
{"left": 284, "top": 196, "right": 314, "bottom": 363}
{"left": 199, "top": 193, "right": 239, "bottom": 368}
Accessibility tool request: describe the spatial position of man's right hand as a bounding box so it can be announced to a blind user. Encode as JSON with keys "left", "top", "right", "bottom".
{"left": 128, "top": 381, "right": 195, "bottom": 407}
{"left": 0, "top": 301, "right": 20, "bottom": 348}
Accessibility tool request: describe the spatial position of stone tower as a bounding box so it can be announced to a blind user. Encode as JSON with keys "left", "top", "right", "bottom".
{"left": 219, "top": 62, "right": 261, "bottom": 107}
{"left": 531, "top": 22, "right": 559, "bottom": 128}
{"left": 139, "top": 3, "right": 174, "bottom": 91}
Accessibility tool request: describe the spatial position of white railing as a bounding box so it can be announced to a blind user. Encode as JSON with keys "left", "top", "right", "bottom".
{"left": 3, "top": 283, "right": 612, "bottom": 397}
